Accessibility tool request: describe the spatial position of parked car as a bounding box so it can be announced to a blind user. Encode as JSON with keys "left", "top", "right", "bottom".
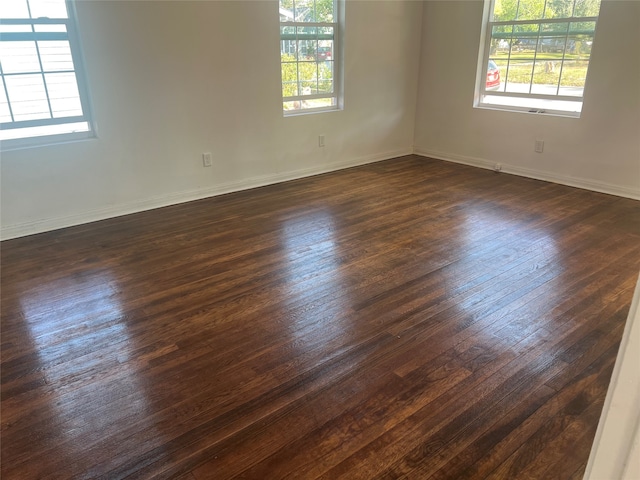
{"left": 539, "top": 38, "right": 565, "bottom": 53}
{"left": 486, "top": 60, "right": 501, "bottom": 90}
{"left": 317, "top": 46, "right": 332, "bottom": 61}
{"left": 514, "top": 38, "right": 538, "bottom": 50}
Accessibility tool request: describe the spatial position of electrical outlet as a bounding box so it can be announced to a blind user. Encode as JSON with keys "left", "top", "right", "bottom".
{"left": 202, "top": 152, "right": 212, "bottom": 167}
{"left": 535, "top": 140, "right": 544, "bottom": 153}
{"left": 318, "top": 135, "right": 325, "bottom": 147}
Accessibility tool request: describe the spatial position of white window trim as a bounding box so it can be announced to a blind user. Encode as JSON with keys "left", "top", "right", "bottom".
{"left": 0, "top": 0, "right": 95, "bottom": 150}
{"left": 474, "top": 0, "right": 600, "bottom": 117}
{"left": 280, "top": 0, "right": 343, "bottom": 116}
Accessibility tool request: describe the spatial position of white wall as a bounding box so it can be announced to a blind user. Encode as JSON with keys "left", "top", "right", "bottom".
{"left": 413, "top": 0, "right": 640, "bottom": 199}
{"left": 2, "top": 0, "right": 638, "bottom": 240}
{"left": 584, "top": 272, "right": 640, "bottom": 480}
{"left": 0, "top": 0, "right": 423, "bottom": 239}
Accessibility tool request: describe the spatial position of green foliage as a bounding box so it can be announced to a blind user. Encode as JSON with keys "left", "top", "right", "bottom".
{"left": 279, "top": 0, "right": 335, "bottom": 22}
{"left": 315, "top": 0, "right": 335, "bottom": 22}
{"left": 281, "top": 54, "right": 333, "bottom": 99}
{"left": 490, "top": 0, "right": 599, "bottom": 54}
{"left": 555, "top": 0, "right": 601, "bottom": 17}
{"left": 493, "top": 0, "right": 600, "bottom": 21}
{"left": 279, "top": 0, "right": 336, "bottom": 110}
{"left": 493, "top": 58, "right": 588, "bottom": 86}
{"left": 494, "top": 0, "right": 546, "bottom": 22}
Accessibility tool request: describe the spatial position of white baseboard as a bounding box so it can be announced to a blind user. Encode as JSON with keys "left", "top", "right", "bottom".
{"left": 1, "top": 148, "right": 412, "bottom": 241}
{"left": 413, "top": 147, "right": 640, "bottom": 201}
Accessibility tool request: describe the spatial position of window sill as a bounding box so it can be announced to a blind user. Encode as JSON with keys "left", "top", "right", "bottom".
{"left": 283, "top": 105, "right": 342, "bottom": 117}
{"left": 0, "top": 130, "right": 96, "bottom": 152}
{"left": 475, "top": 99, "right": 582, "bottom": 118}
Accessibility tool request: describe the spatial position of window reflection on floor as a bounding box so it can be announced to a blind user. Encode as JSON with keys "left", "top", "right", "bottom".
{"left": 19, "top": 270, "right": 128, "bottom": 376}
{"left": 280, "top": 208, "right": 340, "bottom": 296}
{"left": 17, "top": 270, "right": 156, "bottom": 450}
{"left": 279, "top": 208, "right": 352, "bottom": 347}
{"left": 451, "top": 203, "right": 560, "bottom": 348}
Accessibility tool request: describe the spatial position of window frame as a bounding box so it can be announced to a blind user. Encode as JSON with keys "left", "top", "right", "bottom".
{"left": 0, "top": 0, "right": 94, "bottom": 150}
{"left": 279, "top": 0, "right": 343, "bottom": 115}
{"left": 475, "top": 0, "right": 601, "bottom": 117}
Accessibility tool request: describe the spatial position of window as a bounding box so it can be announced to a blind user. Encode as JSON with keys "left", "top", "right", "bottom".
{"left": 476, "top": 0, "right": 602, "bottom": 116}
{"left": 279, "top": 0, "right": 341, "bottom": 114}
{"left": 0, "top": 0, "right": 93, "bottom": 148}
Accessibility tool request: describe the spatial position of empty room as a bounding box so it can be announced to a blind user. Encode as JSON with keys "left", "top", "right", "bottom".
{"left": 1, "top": 0, "right": 639, "bottom": 478}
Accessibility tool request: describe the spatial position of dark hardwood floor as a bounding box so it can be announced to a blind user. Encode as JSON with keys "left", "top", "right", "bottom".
{"left": 2, "top": 155, "right": 639, "bottom": 479}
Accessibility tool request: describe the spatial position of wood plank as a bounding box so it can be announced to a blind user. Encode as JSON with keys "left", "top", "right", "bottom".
{"left": 2, "top": 155, "right": 638, "bottom": 478}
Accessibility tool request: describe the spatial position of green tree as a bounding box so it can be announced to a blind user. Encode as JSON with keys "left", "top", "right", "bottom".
{"left": 280, "top": 0, "right": 293, "bottom": 12}
{"left": 553, "top": 0, "right": 601, "bottom": 16}
{"left": 494, "top": 0, "right": 601, "bottom": 20}
{"left": 493, "top": 0, "right": 547, "bottom": 21}
{"left": 281, "top": 54, "right": 333, "bottom": 101}
{"left": 316, "top": 0, "right": 335, "bottom": 22}
{"left": 279, "top": 0, "right": 335, "bottom": 22}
